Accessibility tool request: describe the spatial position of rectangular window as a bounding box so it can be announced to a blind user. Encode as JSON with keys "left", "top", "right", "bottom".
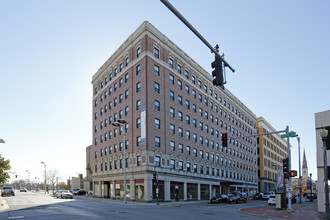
{"left": 170, "top": 91, "right": 175, "bottom": 101}
{"left": 186, "top": 146, "right": 191, "bottom": 155}
{"left": 170, "top": 159, "right": 175, "bottom": 169}
{"left": 136, "top": 100, "right": 141, "bottom": 111}
{"left": 170, "top": 107, "right": 175, "bottom": 118}
{"left": 170, "top": 141, "right": 175, "bottom": 151}
{"left": 136, "top": 64, "right": 141, "bottom": 75}
{"left": 155, "top": 156, "right": 160, "bottom": 167}
{"left": 169, "top": 58, "right": 173, "bottom": 68}
{"left": 169, "top": 74, "right": 174, "bottom": 84}
{"left": 154, "top": 47, "right": 159, "bottom": 58}
{"left": 136, "top": 82, "right": 141, "bottom": 93}
{"left": 154, "top": 100, "right": 160, "bottom": 111}
{"left": 137, "top": 156, "right": 141, "bottom": 166}
{"left": 170, "top": 124, "right": 175, "bottom": 134}
{"left": 178, "top": 161, "right": 183, "bottom": 170}
{"left": 137, "top": 47, "right": 141, "bottom": 58}
{"left": 155, "top": 136, "right": 160, "bottom": 147}
{"left": 155, "top": 118, "right": 160, "bottom": 129}
{"left": 177, "top": 64, "right": 181, "bottom": 74}
{"left": 185, "top": 70, "right": 189, "bottom": 79}
{"left": 154, "top": 65, "right": 160, "bottom": 76}
{"left": 154, "top": 82, "right": 160, "bottom": 93}
{"left": 179, "top": 144, "right": 183, "bottom": 153}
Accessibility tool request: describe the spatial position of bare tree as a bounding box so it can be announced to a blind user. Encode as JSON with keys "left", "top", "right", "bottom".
{"left": 47, "top": 169, "right": 60, "bottom": 194}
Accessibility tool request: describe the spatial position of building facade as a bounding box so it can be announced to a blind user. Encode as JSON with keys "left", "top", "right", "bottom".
{"left": 86, "top": 21, "right": 258, "bottom": 202}
{"left": 315, "top": 110, "right": 330, "bottom": 212}
{"left": 256, "top": 117, "right": 288, "bottom": 193}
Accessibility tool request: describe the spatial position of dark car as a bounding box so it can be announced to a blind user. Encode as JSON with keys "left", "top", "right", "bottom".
{"left": 210, "top": 194, "right": 229, "bottom": 203}
{"left": 74, "top": 189, "right": 87, "bottom": 195}
{"left": 253, "top": 193, "right": 263, "bottom": 200}
{"left": 1, "top": 186, "right": 15, "bottom": 196}
{"left": 306, "top": 193, "right": 317, "bottom": 199}
{"left": 228, "top": 191, "right": 247, "bottom": 204}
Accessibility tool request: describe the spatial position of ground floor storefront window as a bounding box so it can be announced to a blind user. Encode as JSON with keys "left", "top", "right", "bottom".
{"left": 170, "top": 182, "right": 184, "bottom": 200}
{"left": 187, "top": 183, "right": 198, "bottom": 200}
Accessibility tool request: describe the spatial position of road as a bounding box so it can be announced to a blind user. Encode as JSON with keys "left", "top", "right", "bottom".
{"left": 0, "top": 191, "right": 269, "bottom": 220}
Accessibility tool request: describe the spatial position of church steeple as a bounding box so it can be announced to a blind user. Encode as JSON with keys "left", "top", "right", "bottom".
{"left": 302, "top": 148, "right": 308, "bottom": 179}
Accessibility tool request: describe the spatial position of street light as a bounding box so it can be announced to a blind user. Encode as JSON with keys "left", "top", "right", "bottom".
{"left": 309, "top": 173, "right": 313, "bottom": 202}
{"left": 26, "top": 170, "right": 30, "bottom": 191}
{"left": 112, "top": 118, "right": 128, "bottom": 204}
{"left": 295, "top": 135, "right": 302, "bottom": 203}
{"left": 320, "top": 128, "right": 330, "bottom": 219}
{"left": 41, "top": 161, "right": 47, "bottom": 193}
{"left": 0, "top": 139, "right": 5, "bottom": 143}
{"left": 272, "top": 164, "right": 276, "bottom": 192}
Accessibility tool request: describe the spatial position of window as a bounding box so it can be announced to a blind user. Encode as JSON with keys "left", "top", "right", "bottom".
{"left": 125, "top": 90, "right": 129, "bottom": 99}
{"left": 154, "top": 100, "right": 160, "bottom": 111}
{"left": 178, "top": 161, "right": 183, "bottom": 170}
{"left": 178, "top": 95, "right": 182, "bottom": 105}
{"left": 186, "top": 146, "right": 191, "bottom": 155}
{"left": 155, "top": 136, "right": 160, "bottom": 147}
{"left": 186, "top": 130, "right": 190, "bottom": 140}
{"left": 125, "top": 73, "right": 129, "bottom": 83}
{"left": 178, "top": 111, "right": 183, "bottom": 121}
{"left": 170, "top": 107, "right": 175, "bottom": 118}
{"left": 177, "top": 64, "right": 181, "bottom": 74}
{"left": 194, "top": 148, "right": 197, "bottom": 157}
{"left": 192, "top": 104, "right": 196, "bottom": 113}
{"left": 179, "top": 144, "right": 183, "bottom": 153}
{"left": 185, "top": 70, "right": 189, "bottom": 79}
{"left": 155, "top": 118, "right": 160, "bottom": 129}
{"left": 136, "top": 118, "right": 141, "bottom": 128}
{"left": 191, "top": 75, "right": 195, "bottom": 84}
{"left": 137, "top": 156, "right": 141, "bottom": 166}
{"left": 169, "top": 58, "right": 173, "bottom": 68}
{"left": 185, "top": 85, "right": 189, "bottom": 94}
{"left": 169, "top": 74, "right": 174, "bottom": 84}
{"left": 155, "top": 156, "right": 160, "bottom": 166}
{"left": 187, "top": 163, "right": 191, "bottom": 172}
{"left": 186, "top": 115, "right": 190, "bottom": 124}
{"left": 136, "top": 100, "right": 141, "bottom": 111}
{"left": 170, "top": 141, "right": 175, "bottom": 151}
{"left": 137, "top": 136, "right": 141, "bottom": 146}
{"left": 154, "top": 65, "right": 160, "bottom": 76}
{"left": 136, "top": 64, "right": 141, "bottom": 75}
{"left": 178, "top": 127, "right": 183, "bottom": 137}
{"left": 154, "top": 82, "right": 160, "bottom": 93}
{"left": 136, "top": 82, "right": 141, "bottom": 93}
{"left": 120, "top": 63, "right": 123, "bottom": 72}
{"left": 125, "top": 57, "right": 129, "bottom": 66}
{"left": 170, "top": 91, "right": 175, "bottom": 101}
{"left": 136, "top": 47, "right": 141, "bottom": 57}
{"left": 185, "top": 100, "right": 190, "bottom": 109}
{"left": 177, "top": 80, "right": 182, "bottom": 89}
{"left": 170, "top": 159, "right": 175, "bottom": 169}
{"left": 200, "top": 150, "right": 203, "bottom": 159}
{"left": 154, "top": 47, "right": 159, "bottom": 58}
{"left": 170, "top": 124, "right": 175, "bottom": 134}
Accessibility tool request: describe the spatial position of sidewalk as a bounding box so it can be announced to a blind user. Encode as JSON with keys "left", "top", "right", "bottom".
{"left": 240, "top": 201, "right": 323, "bottom": 220}
{"left": 0, "top": 196, "right": 9, "bottom": 211}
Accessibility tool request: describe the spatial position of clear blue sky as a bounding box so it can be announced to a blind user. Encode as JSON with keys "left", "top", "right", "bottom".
{"left": 1, "top": 0, "right": 329, "bottom": 184}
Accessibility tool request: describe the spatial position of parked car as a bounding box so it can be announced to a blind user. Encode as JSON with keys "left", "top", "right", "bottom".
{"left": 268, "top": 195, "right": 276, "bottom": 205}
{"left": 20, "top": 187, "right": 27, "bottom": 192}
{"left": 1, "top": 186, "right": 15, "bottom": 196}
{"left": 58, "top": 190, "right": 73, "bottom": 199}
{"left": 262, "top": 192, "right": 275, "bottom": 200}
{"left": 70, "top": 188, "right": 80, "bottom": 194}
{"left": 228, "top": 191, "right": 247, "bottom": 204}
{"left": 306, "top": 193, "right": 317, "bottom": 199}
{"left": 253, "top": 193, "right": 263, "bottom": 200}
{"left": 210, "top": 194, "right": 229, "bottom": 203}
{"left": 74, "top": 189, "right": 87, "bottom": 195}
{"left": 55, "top": 190, "right": 64, "bottom": 198}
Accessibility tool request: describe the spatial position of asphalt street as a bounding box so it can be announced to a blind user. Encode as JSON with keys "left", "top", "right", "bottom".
{"left": 0, "top": 190, "right": 271, "bottom": 220}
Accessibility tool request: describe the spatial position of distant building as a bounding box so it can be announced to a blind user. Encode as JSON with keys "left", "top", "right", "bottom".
{"left": 315, "top": 110, "right": 330, "bottom": 212}
{"left": 302, "top": 149, "right": 308, "bottom": 179}
{"left": 87, "top": 21, "right": 258, "bottom": 202}
{"left": 256, "top": 117, "right": 289, "bottom": 193}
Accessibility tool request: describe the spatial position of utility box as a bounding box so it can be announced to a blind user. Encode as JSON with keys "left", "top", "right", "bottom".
{"left": 276, "top": 193, "right": 287, "bottom": 209}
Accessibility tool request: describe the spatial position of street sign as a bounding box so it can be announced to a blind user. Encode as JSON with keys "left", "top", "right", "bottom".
{"left": 281, "top": 132, "right": 296, "bottom": 138}
{"left": 286, "top": 185, "right": 293, "bottom": 191}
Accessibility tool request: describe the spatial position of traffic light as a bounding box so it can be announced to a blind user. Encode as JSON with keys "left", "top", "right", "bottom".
{"left": 211, "top": 55, "right": 224, "bottom": 86}
{"left": 222, "top": 133, "right": 228, "bottom": 148}
{"left": 290, "top": 170, "right": 297, "bottom": 177}
{"left": 283, "top": 157, "right": 289, "bottom": 179}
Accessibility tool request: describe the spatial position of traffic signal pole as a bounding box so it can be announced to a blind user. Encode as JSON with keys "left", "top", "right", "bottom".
{"left": 285, "top": 126, "right": 293, "bottom": 211}
{"left": 160, "top": 0, "right": 235, "bottom": 73}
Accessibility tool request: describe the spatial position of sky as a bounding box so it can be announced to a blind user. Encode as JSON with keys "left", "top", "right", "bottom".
{"left": 1, "top": 0, "right": 329, "bottom": 184}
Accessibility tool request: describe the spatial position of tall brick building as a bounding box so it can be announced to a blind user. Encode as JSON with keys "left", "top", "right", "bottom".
{"left": 86, "top": 21, "right": 258, "bottom": 201}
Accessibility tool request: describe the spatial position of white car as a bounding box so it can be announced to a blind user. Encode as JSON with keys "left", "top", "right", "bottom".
{"left": 268, "top": 195, "right": 276, "bottom": 205}
{"left": 262, "top": 191, "right": 275, "bottom": 200}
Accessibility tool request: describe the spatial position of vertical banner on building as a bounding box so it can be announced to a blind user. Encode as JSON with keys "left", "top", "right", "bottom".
{"left": 277, "top": 169, "right": 284, "bottom": 188}
{"left": 140, "top": 104, "right": 146, "bottom": 146}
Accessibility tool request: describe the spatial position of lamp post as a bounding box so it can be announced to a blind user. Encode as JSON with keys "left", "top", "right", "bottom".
{"left": 320, "top": 128, "right": 330, "bottom": 219}
{"left": 0, "top": 139, "right": 5, "bottom": 143}
{"left": 272, "top": 164, "right": 276, "bottom": 192}
{"left": 295, "top": 135, "right": 302, "bottom": 204}
{"left": 41, "top": 161, "right": 47, "bottom": 193}
{"left": 26, "top": 170, "right": 30, "bottom": 191}
{"left": 112, "top": 118, "right": 128, "bottom": 204}
{"left": 309, "top": 173, "right": 313, "bottom": 202}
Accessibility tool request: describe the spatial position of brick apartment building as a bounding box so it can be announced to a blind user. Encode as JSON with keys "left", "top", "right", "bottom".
{"left": 86, "top": 21, "right": 258, "bottom": 201}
